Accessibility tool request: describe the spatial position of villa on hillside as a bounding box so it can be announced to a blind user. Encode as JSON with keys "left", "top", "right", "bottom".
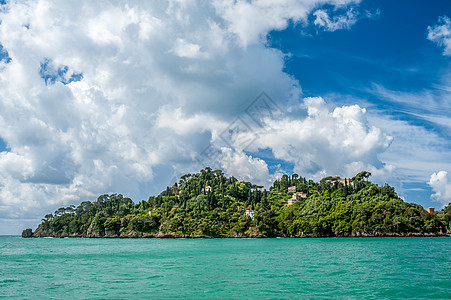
{"left": 288, "top": 186, "right": 297, "bottom": 193}
{"left": 245, "top": 209, "right": 255, "bottom": 220}
{"left": 332, "top": 176, "right": 354, "bottom": 187}
{"left": 427, "top": 207, "right": 445, "bottom": 218}
{"left": 287, "top": 192, "right": 307, "bottom": 206}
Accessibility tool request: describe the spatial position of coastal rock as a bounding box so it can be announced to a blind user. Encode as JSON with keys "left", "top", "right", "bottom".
{"left": 31, "top": 224, "right": 55, "bottom": 237}
{"left": 105, "top": 230, "right": 117, "bottom": 237}
{"left": 22, "top": 228, "right": 33, "bottom": 238}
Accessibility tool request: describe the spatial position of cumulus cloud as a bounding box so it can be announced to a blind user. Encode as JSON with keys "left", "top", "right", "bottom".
{"left": 427, "top": 15, "right": 451, "bottom": 56}
{"left": 165, "top": 93, "right": 396, "bottom": 188}
{"left": 220, "top": 148, "right": 272, "bottom": 186}
{"left": 0, "top": 0, "right": 373, "bottom": 233}
{"left": 227, "top": 97, "right": 393, "bottom": 181}
{"left": 283, "top": 97, "right": 391, "bottom": 178}
{"left": 428, "top": 171, "right": 451, "bottom": 208}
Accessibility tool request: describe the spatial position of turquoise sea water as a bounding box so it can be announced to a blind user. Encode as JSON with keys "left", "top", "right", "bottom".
{"left": 1, "top": 236, "right": 450, "bottom": 299}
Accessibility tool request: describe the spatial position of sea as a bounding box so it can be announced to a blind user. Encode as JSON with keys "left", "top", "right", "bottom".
{"left": 1, "top": 236, "right": 450, "bottom": 299}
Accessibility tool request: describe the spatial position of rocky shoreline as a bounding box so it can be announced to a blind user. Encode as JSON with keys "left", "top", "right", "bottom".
{"left": 22, "top": 228, "right": 448, "bottom": 239}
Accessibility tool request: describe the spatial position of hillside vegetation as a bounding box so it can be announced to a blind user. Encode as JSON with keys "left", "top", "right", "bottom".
{"left": 30, "top": 168, "right": 450, "bottom": 238}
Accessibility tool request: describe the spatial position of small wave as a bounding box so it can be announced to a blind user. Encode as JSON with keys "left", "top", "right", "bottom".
{"left": 0, "top": 279, "right": 19, "bottom": 284}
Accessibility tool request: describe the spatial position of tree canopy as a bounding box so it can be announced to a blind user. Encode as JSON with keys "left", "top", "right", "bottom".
{"left": 32, "top": 168, "right": 450, "bottom": 238}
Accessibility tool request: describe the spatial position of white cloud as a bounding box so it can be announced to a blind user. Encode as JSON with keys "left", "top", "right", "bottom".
{"left": 427, "top": 15, "right": 451, "bottom": 56}
{"left": 172, "top": 38, "right": 204, "bottom": 59}
{"left": 428, "top": 171, "right": 451, "bottom": 208}
{"left": 312, "top": 5, "right": 380, "bottom": 32}
{"left": 0, "top": 0, "right": 371, "bottom": 233}
{"left": 220, "top": 148, "right": 272, "bottom": 187}
{"left": 160, "top": 96, "right": 395, "bottom": 186}
{"left": 234, "top": 97, "right": 393, "bottom": 181}
{"left": 313, "top": 8, "right": 358, "bottom": 31}
{"left": 343, "top": 161, "right": 394, "bottom": 183}
{"left": 214, "top": 0, "right": 360, "bottom": 46}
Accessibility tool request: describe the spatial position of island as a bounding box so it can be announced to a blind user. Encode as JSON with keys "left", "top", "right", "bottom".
{"left": 23, "top": 168, "right": 450, "bottom": 238}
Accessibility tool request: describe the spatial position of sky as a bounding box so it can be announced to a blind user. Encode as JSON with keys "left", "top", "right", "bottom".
{"left": 0, "top": 0, "right": 450, "bottom": 234}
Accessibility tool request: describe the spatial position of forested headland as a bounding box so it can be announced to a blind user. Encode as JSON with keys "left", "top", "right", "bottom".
{"left": 24, "top": 168, "right": 450, "bottom": 238}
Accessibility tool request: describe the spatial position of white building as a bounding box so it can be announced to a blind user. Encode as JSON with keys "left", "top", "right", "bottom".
{"left": 245, "top": 209, "right": 255, "bottom": 220}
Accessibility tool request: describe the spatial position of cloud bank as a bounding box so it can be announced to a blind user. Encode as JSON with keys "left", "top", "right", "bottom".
{"left": 242, "top": 97, "right": 393, "bottom": 181}
{"left": 0, "top": 0, "right": 389, "bottom": 233}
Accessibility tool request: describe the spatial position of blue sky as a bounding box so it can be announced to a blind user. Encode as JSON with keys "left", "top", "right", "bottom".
{"left": 0, "top": 0, "right": 450, "bottom": 234}
{"left": 261, "top": 0, "right": 451, "bottom": 206}
{"left": 272, "top": 0, "right": 449, "bottom": 106}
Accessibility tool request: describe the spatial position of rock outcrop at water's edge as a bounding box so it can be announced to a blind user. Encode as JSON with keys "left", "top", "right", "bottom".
{"left": 22, "top": 228, "right": 33, "bottom": 238}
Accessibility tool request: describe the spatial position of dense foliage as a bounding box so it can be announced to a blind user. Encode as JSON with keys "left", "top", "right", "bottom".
{"left": 34, "top": 168, "right": 450, "bottom": 237}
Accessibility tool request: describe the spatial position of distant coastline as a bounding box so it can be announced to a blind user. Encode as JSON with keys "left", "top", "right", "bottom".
{"left": 23, "top": 168, "right": 450, "bottom": 239}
